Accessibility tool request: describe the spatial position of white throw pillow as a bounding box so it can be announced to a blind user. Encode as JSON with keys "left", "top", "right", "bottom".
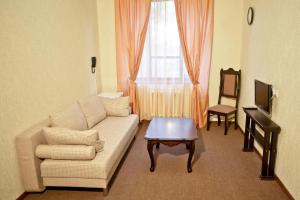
{"left": 49, "top": 103, "right": 88, "bottom": 130}
{"left": 98, "top": 92, "right": 123, "bottom": 98}
{"left": 99, "top": 96, "right": 130, "bottom": 117}
{"left": 78, "top": 95, "right": 107, "bottom": 128}
{"left": 43, "top": 127, "right": 99, "bottom": 146}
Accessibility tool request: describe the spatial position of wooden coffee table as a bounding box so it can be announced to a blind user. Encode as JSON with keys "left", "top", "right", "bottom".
{"left": 145, "top": 117, "right": 198, "bottom": 173}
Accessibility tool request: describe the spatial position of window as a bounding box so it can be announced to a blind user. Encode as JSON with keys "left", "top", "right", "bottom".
{"left": 137, "top": 0, "right": 189, "bottom": 84}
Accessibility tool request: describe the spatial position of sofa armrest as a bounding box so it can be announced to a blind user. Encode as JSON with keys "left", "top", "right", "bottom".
{"left": 16, "top": 119, "right": 49, "bottom": 192}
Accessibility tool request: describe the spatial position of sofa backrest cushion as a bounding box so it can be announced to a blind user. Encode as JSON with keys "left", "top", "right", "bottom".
{"left": 49, "top": 103, "right": 88, "bottom": 130}
{"left": 100, "top": 96, "right": 130, "bottom": 117}
{"left": 78, "top": 95, "right": 107, "bottom": 128}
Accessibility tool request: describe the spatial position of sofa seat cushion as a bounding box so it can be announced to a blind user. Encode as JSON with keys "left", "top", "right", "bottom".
{"left": 40, "top": 114, "right": 139, "bottom": 179}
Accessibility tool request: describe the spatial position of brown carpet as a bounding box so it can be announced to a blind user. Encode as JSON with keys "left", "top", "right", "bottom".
{"left": 25, "top": 121, "right": 290, "bottom": 200}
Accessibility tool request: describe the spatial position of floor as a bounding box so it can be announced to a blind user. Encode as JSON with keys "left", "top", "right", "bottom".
{"left": 25, "top": 121, "right": 290, "bottom": 200}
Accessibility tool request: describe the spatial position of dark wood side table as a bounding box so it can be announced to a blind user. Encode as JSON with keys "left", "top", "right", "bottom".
{"left": 145, "top": 117, "right": 198, "bottom": 173}
{"left": 243, "top": 107, "right": 281, "bottom": 179}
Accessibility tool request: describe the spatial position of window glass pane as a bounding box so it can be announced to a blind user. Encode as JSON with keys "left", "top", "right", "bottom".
{"left": 166, "top": 59, "right": 181, "bottom": 78}
{"left": 138, "top": 0, "right": 190, "bottom": 84}
{"left": 165, "top": 1, "right": 180, "bottom": 57}
{"left": 151, "top": 58, "right": 181, "bottom": 78}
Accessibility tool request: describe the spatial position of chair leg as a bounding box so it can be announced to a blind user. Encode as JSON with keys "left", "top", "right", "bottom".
{"left": 207, "top": 111, "right": 210, "bottom": 131}
{"left": 217, "top": 115, "right": 221, "bottom": 126}
{"left": 224, "top": 115, "right": 228, "bottom": 135}
{"left": 235, "top": 111, "right": 238, "bottom": 129}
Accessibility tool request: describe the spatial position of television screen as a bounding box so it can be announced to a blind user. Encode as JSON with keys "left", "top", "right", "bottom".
{"left": 255, "top": 80, "right": 272, "bottom": 114}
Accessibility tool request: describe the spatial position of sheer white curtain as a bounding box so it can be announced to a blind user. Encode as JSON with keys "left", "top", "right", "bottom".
{"left": 137, "top": 0, "right": 192, "bottom": 120}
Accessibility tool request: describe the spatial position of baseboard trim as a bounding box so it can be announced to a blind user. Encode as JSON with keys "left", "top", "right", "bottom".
{"left": 16, "top": 192, "right": 28, "bottom": 200}
{"left": 237, "top": 124, "right": 295, "bottom": 200}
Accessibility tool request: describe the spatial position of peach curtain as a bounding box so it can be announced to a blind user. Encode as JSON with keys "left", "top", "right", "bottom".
{"left": 174, "top": 0, "right": 214, "bottom": 127}
{"left": 115, "top": 0, "right": 151, "bottom": 114}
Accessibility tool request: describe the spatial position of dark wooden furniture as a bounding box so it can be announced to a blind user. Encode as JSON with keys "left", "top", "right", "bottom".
{"left": 207, "top": 68, "right": 241, "bottom": 135}
{"left": 145, "top": 118, "right": 198, "bottom": 173}
{"left": 243, "top": 107, "right": 281, "bottom": 179}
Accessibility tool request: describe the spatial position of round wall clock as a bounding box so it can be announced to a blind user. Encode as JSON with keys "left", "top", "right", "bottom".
{"left": 247, "top": 7, "right": 254, "bottom": 25}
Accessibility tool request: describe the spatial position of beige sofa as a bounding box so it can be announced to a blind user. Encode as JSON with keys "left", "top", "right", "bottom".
{"left": 16, "top": 96, "right": 139, "bottom": 195}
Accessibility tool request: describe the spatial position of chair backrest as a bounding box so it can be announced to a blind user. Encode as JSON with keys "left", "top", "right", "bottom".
{"left": 218, "top": 68, "right": 241, "bottom": 108}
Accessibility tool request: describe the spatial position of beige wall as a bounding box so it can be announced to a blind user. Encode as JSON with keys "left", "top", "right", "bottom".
{"left": 96, "top": 0, "right": 244, "bottom": 98}
{"left": 209, "top": 0, "right": 243, "bottom": 106}
{"left": 239, "top": 0, "right": 300, "bottom": 199}
{"left": 0, "top": 0, "right": 99, "bottom": 199}
{"left": 97, "top": 0, "right": 117, "bottom": 92}
{"left": 4, "top": 0, "right": 298, "bottom": 199}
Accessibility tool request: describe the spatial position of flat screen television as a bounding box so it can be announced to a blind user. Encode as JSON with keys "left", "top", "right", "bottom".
{"left": 255, "top": 80, "right": 273, "bottom": 114}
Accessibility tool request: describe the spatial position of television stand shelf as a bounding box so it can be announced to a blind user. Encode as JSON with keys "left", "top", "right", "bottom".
{"left": 243, "top": 107, "right": 281, "bottom": 179}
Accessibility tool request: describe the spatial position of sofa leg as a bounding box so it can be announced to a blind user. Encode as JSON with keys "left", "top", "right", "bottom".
{"left": 103, "top": 188, "right": 109, "bottom": 196}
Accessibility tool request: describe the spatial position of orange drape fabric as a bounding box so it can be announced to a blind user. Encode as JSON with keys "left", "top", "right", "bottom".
{"left": 174, "top": 0, "right": 214, "bottom": 127}
{"left": 115, "top": 0, "right": 151, "bottom": 114}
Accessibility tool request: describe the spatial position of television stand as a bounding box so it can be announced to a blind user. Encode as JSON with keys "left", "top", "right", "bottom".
{"left": 243, "top": 107, "right": 281, "bottom": 179}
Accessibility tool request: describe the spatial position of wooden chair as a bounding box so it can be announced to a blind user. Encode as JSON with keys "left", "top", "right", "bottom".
{"left": 207, "top": 68, "right": 241, "bottom": 135}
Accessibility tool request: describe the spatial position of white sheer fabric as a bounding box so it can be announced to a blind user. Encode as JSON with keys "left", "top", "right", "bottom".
{"left": 138, "top": 84, "right": 191, "bottom": 120}
{"left": 137, "top": 0, "right": 191, "bottom": 120}
{"left": 137, "top": 0, "right": 189, "bottom": 84}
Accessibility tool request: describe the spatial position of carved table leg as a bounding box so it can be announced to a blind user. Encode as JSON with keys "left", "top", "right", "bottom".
{"left": 186, "top": 144, "right": 190, "bottom": 149}
{"left": 207, "top": 112, "right": 210, "bottom": 130}
{"left": 147, "top": 141, "right": 155, "bottom": 172}
{"left": 234, "top": 111, "right": 238, "bottom": 129}
{"left": 187, "top": 141, "right": 195, "bottom": 173}
{"left": 156, "top": 143, "right": 160, "bottom": 149}
{"left": 224, "top": 115, "right": 228, "bottom": 135}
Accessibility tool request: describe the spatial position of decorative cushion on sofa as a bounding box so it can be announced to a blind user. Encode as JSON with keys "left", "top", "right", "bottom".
{"left": 43, "top": 127, "right": 98, "bottom": 145}
{"left": 100, "top": 96, "right": 130, "bottom": 117}
{"left": 36, "top": 145, "right": 96, "bottom": 160}
{"left": 78, "top": 95, "right": 107, "bottom": 128}
{"left": 93, "top": 140, "right": 105, "bottom": 152}
{"left": 98, "top": 92, "right": 123, "bottom": 98}
{"left": 49, "top": 103, "right": 88, "bottom": 130}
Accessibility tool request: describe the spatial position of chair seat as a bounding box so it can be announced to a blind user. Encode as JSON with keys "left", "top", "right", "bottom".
{"left": 208, "top": 104, "right": 237, "bottom": 114}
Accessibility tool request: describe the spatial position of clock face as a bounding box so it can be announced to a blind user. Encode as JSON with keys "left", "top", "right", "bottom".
{"left": 247, "top": 7, "right": 254, "bottom": 25}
